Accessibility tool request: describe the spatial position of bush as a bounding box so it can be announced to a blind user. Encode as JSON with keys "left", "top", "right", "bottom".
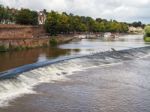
{"left": 0, "top": 45, "right": 7, "bottom": 52}
{"left": 144, "top": 26, "right": 150, "bottom": 42}
{"left": 144, "top": 26, "right": 150, "bottom": 37}
{"left": 144, "top": 36, "right": 150, "bottom": 42}
{"left": 49, "top": 38, "right": 57, "bottom": 46}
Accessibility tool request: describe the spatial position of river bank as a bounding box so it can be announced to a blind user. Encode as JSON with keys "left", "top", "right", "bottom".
{"left": 0, "top": 24, "right": 142, "bottom": 52}
{"left": 0, "top": 36, "right": 75, "bottom": 52}
{"left": 0, "top": 34, "right": 147, "bottom": 72}
{"left": 0, "top": 24, "right": 76, "bottom": 52}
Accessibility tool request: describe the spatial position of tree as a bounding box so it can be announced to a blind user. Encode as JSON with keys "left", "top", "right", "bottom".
{"left": 45, "top": 11, "right": 60, "bottom": 35}
{"left": 130, "top": 21, "right": 145, "bottom": 28}
{"left": 44, "top": 10, "right": 129, "bottom": 35}
{"left": 144, "top": 26, "right": 150, "bottom": 37}
{"left": 0, "top": 5, "right": 8, "bottom": 23}
{"left": 15, "top": 9, "right": 38, "bottom": 25}
{"left": 58, "top": 13, "right": 69, "bottom": 34}
{"left": 98, "top": 22, "right": 105, "bottom": 32}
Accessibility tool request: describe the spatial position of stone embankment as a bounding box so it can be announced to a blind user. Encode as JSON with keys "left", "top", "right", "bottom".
{"left": 0, "top": 37, "right": 74, "bottom": 52}
{"left": 0, "top": 24, "right": 74, "bottom": 52}
{"left": 0, "top": 24, "right": 46, "bottom": 39}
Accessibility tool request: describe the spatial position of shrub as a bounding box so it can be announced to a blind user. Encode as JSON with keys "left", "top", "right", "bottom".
{"left": 144, "top": 36, "right": 150, "bottom": 42}
{"left": 49, "top": 38, "right": 57, "bottom": 46}
{"left": 144, "top": 26, "right": 150, "bottom": 42}
{"left": 144, "top": 26, "right": 150, "bottom": 37}
{"left": 0, "top": 45, "right": 7, "bottom": 52}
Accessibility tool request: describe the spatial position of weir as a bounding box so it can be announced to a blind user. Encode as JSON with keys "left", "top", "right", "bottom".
{"left": 0, "top": 46, "right": 150, "bottom": 107}
{"left": 0, "top": 46, "right": 150, "bottom": 79}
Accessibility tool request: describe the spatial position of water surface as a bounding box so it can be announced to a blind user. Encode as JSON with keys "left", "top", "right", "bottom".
{"left": 1, "top": 35, "right": 150, "bottom": 112}
{"left": 0, "top": 34, "right": 148, "bottom": 72}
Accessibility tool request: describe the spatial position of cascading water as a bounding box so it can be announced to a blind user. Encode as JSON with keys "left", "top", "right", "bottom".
{"left": 0, "top": 46, "right": 150, "bottom": 107}
{"left": 0, "top": 61, "right": 82, "bottom": 107}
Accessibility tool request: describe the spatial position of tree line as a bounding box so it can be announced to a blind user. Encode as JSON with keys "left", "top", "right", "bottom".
{"left": 45, "top": 11, "right": 129, "bottom": 35}
{"left": 0, "top": 5, "right": 144, "bottom": 36}
{"left": 0, "top": 5, "right": 16, "bottom": 24}
{"left": 129, "top": 21, "right": 145, "bottom": 28}
{"left": 0, "top": 5, "right": 38, "bottom": 25}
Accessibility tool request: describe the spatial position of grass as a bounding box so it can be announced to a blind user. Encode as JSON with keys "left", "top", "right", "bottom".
{"left": 144, "top": 36, "right": 150, "bottom": 42}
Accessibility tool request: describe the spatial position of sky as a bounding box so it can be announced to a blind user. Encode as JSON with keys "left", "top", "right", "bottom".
{"left": 0, "top": 0, "right": 150, "bottom": 23}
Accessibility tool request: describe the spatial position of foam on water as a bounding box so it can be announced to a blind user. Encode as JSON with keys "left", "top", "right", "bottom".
{"left": 0, "top": 46, "right": 150, "bottom": 107}
{"left": 0, "top": 62, "right": 82, "bottom": 107}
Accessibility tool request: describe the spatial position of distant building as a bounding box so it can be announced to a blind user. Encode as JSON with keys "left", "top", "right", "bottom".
{"left": 38, "top": 10, "right": 46, "bottom": 25}
{"left": 128, "top": 26, "right": 144, "bottom": 33}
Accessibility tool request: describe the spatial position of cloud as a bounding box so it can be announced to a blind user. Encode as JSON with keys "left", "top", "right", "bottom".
{"left": 0, "top": 0, "right": 150, "bottom": 23}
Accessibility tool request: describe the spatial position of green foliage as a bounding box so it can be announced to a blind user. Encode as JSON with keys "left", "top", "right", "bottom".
{"left": 0, "top": 45, "right": 7, "bottom": 52}
{"left": 144, "top": 26, "right": 150, "bottom": 37}
{"left": 0, "top": 5, "right": 6, "bottom": 23}
{"left": 45, "top": 11, "right": 129, "bottom": 35}
{"left": 1, "top": 5, "right": 129, "bottom": 34}
{"left": 0, "top": 6, "right": 37, "bottom": 25}
{"left": 144, "top": 37, "right": 150, "bottom": 42}
{"left": 144, "top": 26, "right": 150, "bottom": 42}
{"left": 45, "top": 11, "right": 60, "bottom": 36}
{"left": 130, "top": 21, "right": 145, "bottom": 28}
{"left": 49, "top": 38, "right": 58, "bottom": 46}
{"left": 15, "top": 9, "right": 38, "bottom": 25}
{"left": 0, "top": 5, "right": 15, "bottom": 24}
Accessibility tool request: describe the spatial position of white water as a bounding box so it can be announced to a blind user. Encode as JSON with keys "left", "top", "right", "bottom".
{"left": 0, "top": 61, "right": 82, "bottom": 107}
{"left": 2, "top": 51, "right": 118, "bottom": 107}
{"left": 0, "top": 45, "right": 150, "bottom": 107}
{"left": 0, "top": 54, "right": 122, "bottom": 107}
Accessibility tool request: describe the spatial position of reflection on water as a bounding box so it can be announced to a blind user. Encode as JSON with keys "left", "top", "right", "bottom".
{"left": 0, "top": 47, "right": 80, "bottom": 72}
{"left": 0, "top": 34, "right": 149, "bottom": 72}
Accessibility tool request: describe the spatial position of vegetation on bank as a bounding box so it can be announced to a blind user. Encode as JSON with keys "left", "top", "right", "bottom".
{"left": 144, "top": 26, "right": 150, "bottom": 42}
{"left": 129, "top": 21, "right": 145, "bottom": 28}
{"left": 0, "top": 45, "right": 30, "bottom": 52}
{"left": 0, "top": 5, "right": 38, "bottom": 25}
{"left": 15, "top": 9, "right": 38, "bottom": 25}
{"left": 44, "top": 11, "right": 129, "bottom": 35}
{"left": 0, "top": 45, "right": 7, "bottom": 52}
{"left": 49, "top": 38, "right": 58, "bottom": 47}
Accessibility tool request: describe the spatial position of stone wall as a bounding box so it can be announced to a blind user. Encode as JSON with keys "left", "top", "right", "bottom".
{"left": 0, "top": 37, "right": 74, "bottom": 52}
{"left": 0, "top": 24, "right": 46, "bottom": 39}
{"left": 0, "top": 24, "right": 75, "bottom": 52}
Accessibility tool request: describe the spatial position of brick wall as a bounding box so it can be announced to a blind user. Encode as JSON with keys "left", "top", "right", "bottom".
{"left": 0, "top": 24, "right": 46, "bottom": 39}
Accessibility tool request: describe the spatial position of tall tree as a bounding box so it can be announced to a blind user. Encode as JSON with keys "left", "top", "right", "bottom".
{"left": 15, "top": 9, "right": 38, "bottom": 25}
{"left": 45, "top": 11, "right": 60, "bottom": 35}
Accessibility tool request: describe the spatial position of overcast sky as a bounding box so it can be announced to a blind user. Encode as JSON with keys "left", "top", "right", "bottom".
{"left": 0, "top": 0, "right": 150, "bottom": 23}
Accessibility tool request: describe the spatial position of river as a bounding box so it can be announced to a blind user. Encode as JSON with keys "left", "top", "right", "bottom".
{"left": 0, "top": 34, "right": 148, "bottom": 72}
{"left": 0, "top": 34, "right": 150, "bottom": 112}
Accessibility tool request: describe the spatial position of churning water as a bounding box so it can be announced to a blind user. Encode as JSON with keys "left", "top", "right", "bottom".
{"left": 0, "top": 45, "right": 150, "bottom": 107}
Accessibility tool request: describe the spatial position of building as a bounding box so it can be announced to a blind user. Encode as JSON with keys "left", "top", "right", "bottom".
{"left": 38, "top": 10, "right": 46, "bottom": 25}
{"left": 128, "top": 26, "right": 144, "bottom": 34}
